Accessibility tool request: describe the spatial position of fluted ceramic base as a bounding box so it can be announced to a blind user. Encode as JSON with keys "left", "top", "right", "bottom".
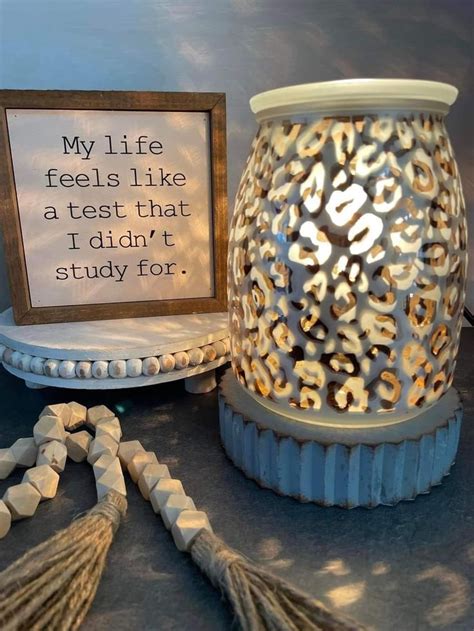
{"left": 218, "top": 370, "right": 462, "bottom": 508}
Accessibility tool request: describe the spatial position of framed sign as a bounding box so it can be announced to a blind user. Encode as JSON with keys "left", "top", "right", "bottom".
{"left": 0, "top": 90, "right": 227, "bottom": 325}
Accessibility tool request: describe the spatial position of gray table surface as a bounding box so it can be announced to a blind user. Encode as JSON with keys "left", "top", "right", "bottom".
{"left": 0, "top": 329, "right": 473, "bottom": 631}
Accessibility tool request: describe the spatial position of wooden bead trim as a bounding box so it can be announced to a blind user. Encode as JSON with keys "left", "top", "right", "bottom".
{"left": 0, "top": 338, "right": 230, "bottom": 381}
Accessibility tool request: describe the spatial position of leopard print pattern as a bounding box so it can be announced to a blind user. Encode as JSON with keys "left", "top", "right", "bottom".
{"left": 228, "top": 113, "right": 467, "bottom": 422}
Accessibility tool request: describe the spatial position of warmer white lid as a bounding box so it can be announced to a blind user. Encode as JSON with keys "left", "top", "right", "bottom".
{"left": 250, "top": 79, "right": 458, "bottom": 120}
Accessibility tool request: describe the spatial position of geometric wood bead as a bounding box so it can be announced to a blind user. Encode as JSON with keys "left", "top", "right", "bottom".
{"left": 87, "top": 435, "right": 119, "bottom": 465}
{"left": 86, "top": 405, "right": 115, "bottom": 429}
{"left": 128, "top": 451, "right": 159, "bottom": 483}
{"left": 93, "top": 455, "right": 121, "bottom": 480}
{"left": 10, "top": 437, "right": 37, "bottom": 467}
{"left": 0, "top": 499, "right": 11, "bottom": 538}
{"left": 96, "top": 466, "right": 126, "bottom": 501}
{"left": 150, "top": 479, "right": 185, "bottom": 514}
{"left": 161, "top": 494, "right": 196, "bottom": 530}
{"left": 118, "top": 440, "right": 144, "bottom": 469}
{"left": 33, "top": 415, "right": 66, "bottom": 446}
{"left": 36, "top": 440, "right": 68, "bottom": 473}
{"left": 171, "top": 510, "right": 213, "bottom": 552}
{"left": 65, "top": 431, "right": 92, "bottom": 463}
{"left": 39, "top": 403, "right": 72, "bottom": 428}
{"left": 0, "top": 448, "right": 16, "bottom": 479}
{"left": 67, "top": 401, "right": 87, "bottom": 430}
{"left": 95, "top": 417, "right": 122, "bottom": 442}
{"left": 22, "top": 465, "right": 59, "bottom": 501}
{"left": 138, "top": 463, "right": 171, "bottom": 500}
{"left": 3, "top": 482, "right": 42, "bottom": 520}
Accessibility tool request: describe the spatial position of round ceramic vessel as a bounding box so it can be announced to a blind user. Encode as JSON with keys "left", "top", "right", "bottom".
{"left": 228, "top": 79, "right": 467, "bottom": 429}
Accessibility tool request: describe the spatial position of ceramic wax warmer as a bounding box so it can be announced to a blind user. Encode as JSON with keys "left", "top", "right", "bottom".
{"left": 220, "top": 79, "right": 467, "bottom": 507}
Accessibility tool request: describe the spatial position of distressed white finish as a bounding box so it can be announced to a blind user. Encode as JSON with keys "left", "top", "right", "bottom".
{"left": 18, "top": 354, "right": 32, "bottom": 372}
{"left": 109, "top": 360, "right": 127, "bottom": 379}
{"left": 126, "top": 359, "right": 142, "bottom": 377}
{"left": 91, "top": 361, "right": 109, "bottom": 379}
{"left": 30, "top": 357, "right": 45, "bottom": 375}
{"left": 43, "top": 359, "right": 60, "bottom": 378}
{"left": 184, "top": 371, "right": 217, "bottom": 394}
{"left": 219, "top": 369, "right": 463, "bottom": 508}
{"left": 142, "top": 357, "right": 160, "bottom": 376}
{"left": 0, "top": 308, "right": 229, "bottom": 391}
{"left": 187, "top": 347, "right": 204, "bottom": 366}
{"left": 159, "top": 354, "right": 175, "bottom": 372}
{"left": 76, "top": 361, "right": 92, "bottom": 379}
{"left": 59, "top": 360, "right": 76, "bottom": 379}
{"left": 0, "top": 308, "right": 228, "bottom": 359}
{"left": 174, "top": 352, "right": 190, "bottom": 370}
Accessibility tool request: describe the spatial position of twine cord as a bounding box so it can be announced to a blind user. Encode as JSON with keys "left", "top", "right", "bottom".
{"left": 0, "top": 491, "right": 127, "bottom": 631}
{"left": 190, "top": 529, "right": 365, "bottom": 631}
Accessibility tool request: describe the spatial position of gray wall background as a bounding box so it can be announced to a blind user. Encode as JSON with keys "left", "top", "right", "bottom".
{"left": 0, "top": 0, "right": 472, "bottom": 313}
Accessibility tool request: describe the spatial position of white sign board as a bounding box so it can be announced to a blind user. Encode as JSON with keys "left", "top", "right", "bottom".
{"left": 9, "top": 109, "right": 214, "bottom": 306}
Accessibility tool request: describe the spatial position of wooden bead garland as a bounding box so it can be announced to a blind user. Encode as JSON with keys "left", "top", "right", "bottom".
{"left": 0, "top": 401, "right": 364, "bottom": 631}
{"left": 0, "top": 401, "right": 213, "bottom": 551}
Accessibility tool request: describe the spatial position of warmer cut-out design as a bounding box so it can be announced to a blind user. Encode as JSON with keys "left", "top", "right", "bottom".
{"left": 228, "top": 113, "right": 467, "bottom": 424}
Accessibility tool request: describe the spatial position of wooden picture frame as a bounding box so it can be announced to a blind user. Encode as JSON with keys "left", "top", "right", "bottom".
{"left": 0, "top": 90, "right": 227, "bottom": 325}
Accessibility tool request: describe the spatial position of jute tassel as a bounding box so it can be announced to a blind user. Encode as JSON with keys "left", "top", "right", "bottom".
{"left": 0, "top": 490, "right": 127, "bottom": 631}
{"left": 190, "top": 530, "right": 365, "bottom": 631}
